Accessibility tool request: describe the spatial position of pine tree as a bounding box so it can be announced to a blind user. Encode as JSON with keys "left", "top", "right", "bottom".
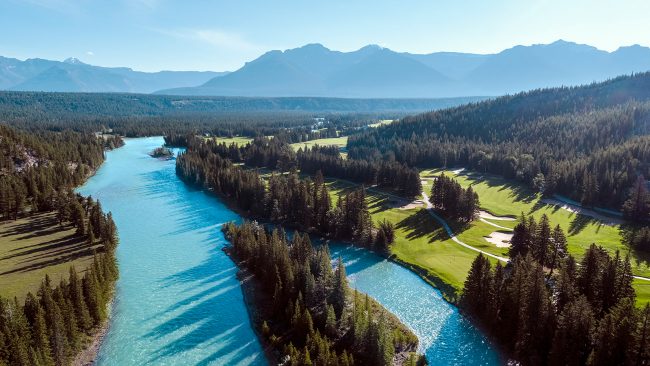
{"left": 548, "top": 224, "right": 567, "bottom": 275}
{"left": 39, "top": 277, "right": 70, "bottom": 366}
{"left": 630, "top": 303, "right": 650, "bottom": 365}
{"left": 622, "top": 175, "right": 650, "bottom": 222}
{"left": 23, "top": 293, "right": 54, "bottom": 366}
{"left": 68, "top": 266, "right": 92, "bottom": 332}
{"left": 460, "top": 254, "right": 492, "bottom": 320}
{"left": 332, "top": 257, "right": 347, "bottom": 319}
{"left": 548, "top": 296, "right": 594, "bottom": 365}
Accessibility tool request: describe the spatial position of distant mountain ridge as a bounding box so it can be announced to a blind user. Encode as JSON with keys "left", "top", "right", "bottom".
{"left": 3, "top": 40, "right": 650, "bottom": 97}
{"left": 0, "top": 56, "right": 226, "bottom": 93}
{"left": 158, "top": 40, "right": 650, "bottom": 98}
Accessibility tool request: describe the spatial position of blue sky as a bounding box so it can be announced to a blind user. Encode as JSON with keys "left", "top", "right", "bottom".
{"left": 1, "top": 0, "right": 649, "bottom": 72}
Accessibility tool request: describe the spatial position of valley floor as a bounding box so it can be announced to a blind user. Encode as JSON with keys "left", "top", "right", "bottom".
{"left": 327, "top": 168, "right": 650, "bottom": 306}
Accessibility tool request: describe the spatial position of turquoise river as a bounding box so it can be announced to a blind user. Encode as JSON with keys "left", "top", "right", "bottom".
{"left": 77, "top": 137, "right": 501, "bottom": 365}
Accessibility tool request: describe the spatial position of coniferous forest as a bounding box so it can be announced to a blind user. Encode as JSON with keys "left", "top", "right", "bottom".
{"left": 347, "top": 73, "right": 650, "bottom": 213}
{"left": 176, "top": 140, "right": 398, "bottom": 254}
{"left": 223, "top": 221, "right": 421, "bottom": 366}
{"left": 0, "top": 124, "right": 119, "bottom": 365}
{"left": 461, "top": 243, "right": 649, "bottom": 365}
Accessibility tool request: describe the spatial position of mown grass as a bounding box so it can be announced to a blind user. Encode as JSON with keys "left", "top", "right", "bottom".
{"left": 634, "top": 279, "right": 650, "bottom": 307}
{"left": 326, "top": 179, "right": 484, "bottom": 299}
{"left": 0, "top": 212, "right": 100, "bottom": 301}
{"left": 290, "top": 136, "right": 349, "bottom": 152}
{"left": 440, "top": 170, "right": 649, "bottom": 276}
{"left": 326, "top": 170, "right": 650, "bottom": 303}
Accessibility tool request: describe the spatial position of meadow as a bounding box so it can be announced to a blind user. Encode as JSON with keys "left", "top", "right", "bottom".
{"left": 0, "top": 212, "right": 100, "bottom": 300}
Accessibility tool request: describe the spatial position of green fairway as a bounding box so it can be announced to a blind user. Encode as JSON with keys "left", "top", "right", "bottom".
{"left": 326, "top": 179, "right": 483, "bottom": 299}
{"left": 290, "top": 136, "right": 348, "bottom": 151}
{"left": 634, "top": 279, "right": 650, "bottom": 307}
{"left": 324, "top": 171, "right": 650, "bottom": 303}
{"left": 0, "top": 212, "right": 100, "bottom": 301}
{"left": 421, "top": 168, "right": 650, "bottom": 278}
{"left": 210, "top": 136, "right": 253, "bottom": 146}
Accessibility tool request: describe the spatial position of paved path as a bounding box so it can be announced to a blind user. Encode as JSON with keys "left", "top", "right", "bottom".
{"left": 421, "top": 191, "right": 650, "bottom": 282}
{"left": 422, "top": 191, "right": 509, "bottom": 263}
{"left": 478, "top": 217, "right": 514, "bottom": 231}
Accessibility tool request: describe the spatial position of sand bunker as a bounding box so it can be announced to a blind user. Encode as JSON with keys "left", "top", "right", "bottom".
{"left": 479, "top": 211, "right": 516, "bottom": 221}
{"left": 484, "top": 231, "right": 513, "bottom": 247}
{"left": 397, "top": 199, "right": 425, "bottom": 210}
{"left": 541, "top": 198, "right": 623, "bottom": 226}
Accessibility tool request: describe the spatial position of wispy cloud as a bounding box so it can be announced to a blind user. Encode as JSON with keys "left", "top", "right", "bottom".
{"left": 86, "top": 51, "right": 94, "bottom": 56}
{"left": 153, "top": 28, "right": 262, "bottom": 52}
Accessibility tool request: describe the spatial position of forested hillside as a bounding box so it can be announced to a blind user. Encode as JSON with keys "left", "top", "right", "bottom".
{"left": 0, "top": 125, "right": 120, "bottom": 365}
{"left": 348, "top": 73, "right": 650, "bottom": 211}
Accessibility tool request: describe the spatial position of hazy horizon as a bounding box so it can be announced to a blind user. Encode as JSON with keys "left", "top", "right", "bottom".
{"left": 2, "top": 0, "right": 649, "bottom": 72}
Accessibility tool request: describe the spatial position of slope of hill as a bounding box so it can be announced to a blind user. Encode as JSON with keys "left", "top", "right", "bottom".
{"left": 158, "top": 40, "right": 650, "bottom": 98}
{"left": 347, "top": 72, "right": 650, "bottom": 210}
{"left": 0, "top": 56, "right": 225, "bottom": 93}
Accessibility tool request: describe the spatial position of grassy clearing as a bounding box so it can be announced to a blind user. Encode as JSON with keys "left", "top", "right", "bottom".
{"left": 368, "top": 119, "right": 394, "bottom": 128}
{"left": 419, "top": 168, "right": 650, "bottom": 303}
{"left": 326, "top": 170, "right": 650, "bottom": 302}
{"left": 0, "top": 212, "right": 100, "bottom": 301}
{"left": 326, "top": 179, "right": 482, "bottom": 298}
{"left": 290, "top": 136, "right": 348, "bottom": 152}
{"left": 635, "top": 279, "right": 650, "bottom": 307}
{"left": 439, "top": 170, "right": 650, "bottom": 275}
{"left": 209, "top": 136, "right": 253, "bottom": 146}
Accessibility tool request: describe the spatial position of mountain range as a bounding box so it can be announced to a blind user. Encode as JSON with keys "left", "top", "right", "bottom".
{"left": 2, "top": 40, "right": 650, "bottom": 97}
{"left": 0, "top": 57, "right": 225, "bottom": 93}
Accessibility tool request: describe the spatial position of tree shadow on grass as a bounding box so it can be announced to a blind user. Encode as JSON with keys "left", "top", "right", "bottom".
{"left": 465, "top": 172, "right": 538, "bottom": 205}
{"left": 619, "top": 224, "right": 650, "bottom": 269}
{"left": 396, "top": 209, "right": 449, "bottom": 243}
{"left": 0, "top": 213, "right": 59, "bottom": 238}
{"left": 568, "top": 215, "right": 602, "bottom": 236}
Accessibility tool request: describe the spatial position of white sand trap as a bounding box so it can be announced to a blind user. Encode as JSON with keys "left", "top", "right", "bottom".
{"left": 541, "top": 198, "right": 624, "bottom": 226}
{"left": 398, "top": 199, "right": 425, "bottom": 210}
{"left": 484, "top": 231, "right": 513, "bottom": 248}
{"left": 479, "top": 210, "right": 516, "bottom": 221}
{"left": 450, "top": 168, "right": 465, "bottom": 175}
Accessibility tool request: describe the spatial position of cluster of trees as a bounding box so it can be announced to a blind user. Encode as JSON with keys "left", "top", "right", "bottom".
{"left": 176, "top": 144, "right": 396, "bottom": 254}
{"left": 622, "top": 176, "right": 650, "bottom": 223}
{"left": 0, "top": 125, "right": 119, "bottom": 221}
{"left": 626, "top": 227, "right": 650, "bottom": 252}
{"left": 222, "top": 221, "right": 420, "bottom": 366}
{"left": 297, "top": 146, "right": 422, "bottom": 198}
{"left": 0, "top": 253, "right": 117, "bottom": 366}
{"left": 461, "top": 244, "right": 648, "bottom": 365}
{"left": 0, "top": 123, "right": 120, "bottom": 365}
{"left": 149, "top": 146, "right": 173, "bottom": 159}
{"left": 0, "top": 200, "right": 118, "bottom": 366}
{"left": 509, "top": 214, "right": 568, "bottom": 271}
{"left": 183, "top": 136, "right": 422, "bottom": 198}
{"left": 347, "top": 73, "right": 650, "bottom": 210}
{"left": 429, "top": 174, "right": 479, "bottom": 222}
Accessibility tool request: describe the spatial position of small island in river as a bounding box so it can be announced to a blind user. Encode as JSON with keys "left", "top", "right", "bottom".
{"left": 150, "top": 145, "right": 174, "bottom": 159}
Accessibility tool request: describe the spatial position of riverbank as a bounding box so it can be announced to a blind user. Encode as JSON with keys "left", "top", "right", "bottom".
{"left": 223, "top": 225, "right": 422, "bottom": 365}
{"left": 73, "top": 317, "right": 110, "bottom": 366}
{"left": 225, "top": 248, "right": 279, "bottom": 365}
